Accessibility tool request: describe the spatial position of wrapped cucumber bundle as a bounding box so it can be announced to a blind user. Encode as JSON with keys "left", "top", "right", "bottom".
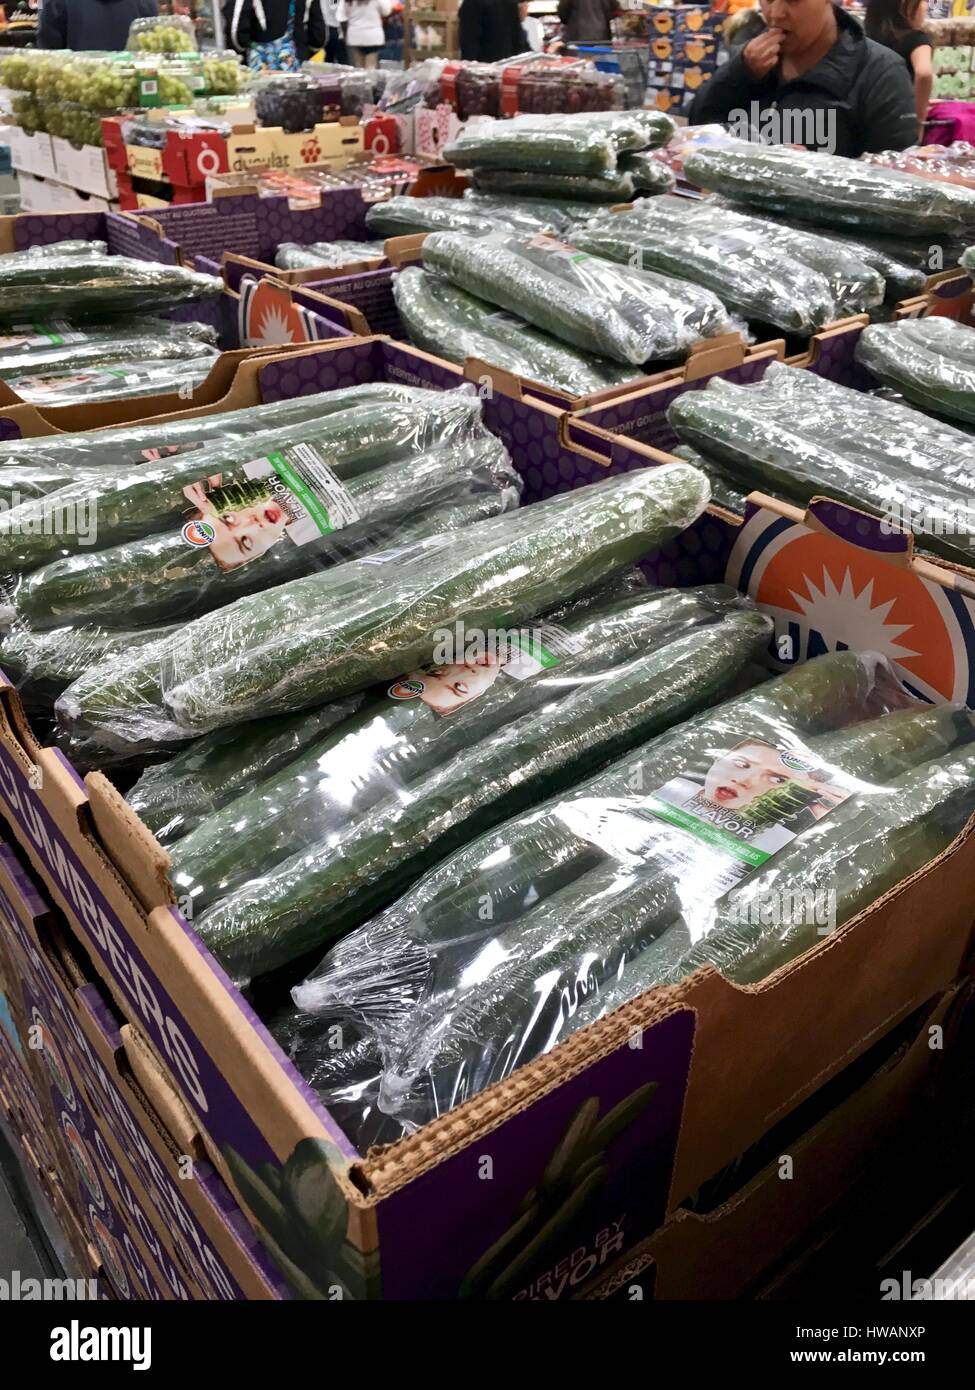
{"left": 685, "top": 145, "right": 975, "bottom": 236}
{"left": 0, "top": 318, "right": 218, "bottom": 378}
{"left": 963, "top": 245, "right": 975, "bottom": 271}
{"left": 855, "top": 318, "right": 975, "bottom": 423}
{"left": 0, "top": 254, "right": 223, "bottom": 323}
{"left": 59, "top": 462, "right": 711, "bottom": 749}
{"left": 3, "top": 394, "right": 517, "bottom": 641}
{"left": 0, "top": 240, "right": 108, "bottom": 264}
{"left": 0, "top": 621, "right": 179, "bottom": 714}
{"left": 0, "top": 381, "right": 435, "bottom": 478}
{"left": 421, "top": 231, "right": 735, "bottom": 365}
{"left": 444, "top": 122, "right": 622, "bottom": 177}
{"left": 618, "top": 152, "right": 676, "bottom": 194}
{"left": 365, "top": 198, "right": 497, "bottom": 239}
{"left": 293, "top": 654, "right": 975, "bottom": 1129}
{"left": 667, "top": 362, "right": 975, "bottom": 567}
{"left": 172, "top": 588, "right": 771, "bottom": 981}
{"left": 274, "top": 241, "right": 383, "bottom": 272}
{"left": 471, "top": 167, "right": 637, "bottom": 203}
{"left": 393, "top": 266, "right": 641, "bottom": 396}
{"left": 9, "top": 354, "right": 219, "bottom": 407}
{"left": 461, "top": 189, "right": 603, "bottom": 234}
{"left": 0, "top": 464, "right": 109, "bottom": 508}
{"left": 9, "top": 435, "right": 519, "bottom": 632}
{"left": 128, "top": 700, "right": 367, "bottom": 844}
{"left": 0, "top": 386, "right": 486, "bottom": 577}
{"left": 507, "top": 110, "right": 674, "bottom": 153}
{"left": 574, "top": 202, "right": 839, "bottom": 334}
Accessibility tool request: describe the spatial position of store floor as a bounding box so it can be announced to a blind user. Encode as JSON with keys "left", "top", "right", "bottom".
{"left": 0, "top": 1122, "right": 67, "bottom": 1286}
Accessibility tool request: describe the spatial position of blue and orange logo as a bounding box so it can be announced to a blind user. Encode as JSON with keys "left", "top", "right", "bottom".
{"left": 181, "top": 519, "right": 216, "bottom": 547}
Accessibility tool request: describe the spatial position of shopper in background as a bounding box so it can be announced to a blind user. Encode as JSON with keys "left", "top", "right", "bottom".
{"left": 38, "top": 0, "right": 159, "bottom": 49}
{"left": 688, "top": 0, "right": 918, "bottom": 156}
{"left": 225, "top": 0, "right": 326, "bottom": 70}
{"left": 322, "top": 0, "right": 349, "bottom": 62}
{"left": 459, "top": 0, "right": 525, "bottom": 61}
{"left": 557, "top": 0, "right": 614, "bottom": 45}
{"left": 865, "top": 0, "right": 933, "bottom": 134}
{"left": 520, "top": 1, "right": 544, "bottom": 51}
{"left": 343, "top": 0, "right": 391, "bottom": 66}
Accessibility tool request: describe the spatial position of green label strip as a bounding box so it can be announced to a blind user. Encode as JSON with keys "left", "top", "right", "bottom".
{"left": 644, "top": 796, "right": 772, "bottom": 867}
{"left": 266, "top": 448, "right": 334, "bottom": 535}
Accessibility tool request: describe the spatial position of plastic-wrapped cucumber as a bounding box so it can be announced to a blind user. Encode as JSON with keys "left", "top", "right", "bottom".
{"left": 0, "top": 240, "right": 108, "bottom": 264}
{"left": 507, "top": 110, "right": 671, "bottom": 153}
{"left": 461, "top": 190, "right": 600, "bottom": 234}
{"left": 855, "top": 318, "right": 975, "bottom": 423}
{"left": 421, "top": 231, "right": 735, "bottom": 366}
{"left": 274, "top": 241, "right": 382, "bottom": 271}
{"left": 0, "top": 621, "right": 179, "bottom": 713}
{"left": 60, "top": 463, "right": 711, "bottom": 746}
{"left": 128, "top": 700, "right": 367, "bottom": 844}
{"left": 9, "top": 354, "right": 219, "bottom": 407}
{"left": 10, "top": 436, "right": 519, "bottom": 631}
{"left": 574, "top": 203, "right": 838, "bottom": 334}
{"left": 0, "top": 255, "right": 223, "bottom": 323}
{"left": 444, "top": 123, "right": 619, "bottom": 177}
{"left": 0, "top": 319, "right": 218, "bottom": 378}
{"left": 365, "top": 197, "right": 497, "bottom": 239}
{"left": 393, "top": 266, "right": 640, "bottom": 395}
{"left": 963, "top": 245, "right": 975, "bottom": 272}
{"left": 294, "top": 652, "right": 908, "bottom": 1075}
{"left": 350, "top": 663, "right": 974, "bottom": 1127}
{"left": 189, "top": 597, "right": 771, "bottom": 981}
{"left": 471, "top": 167, "right": 637, "bottom": 203}
{"left": 618, "top": 152, "right": 676, "bottom": 194}
{"left": 671, "top": 443, "right": 748, "bottom": 514}
{"left": 0, "top": 381, "right": 441, "bottom": 478}
{"left": 667, "top": 361, "right": 975, "bottom": 567}
{"left": 0, "top": 464, "right": 107, "bottom": 507}
{"left": 0, "top": 387, "right": 485, "bottom": 575}
{"left": 684, "top": 145, "right": 975, "bottom": 236}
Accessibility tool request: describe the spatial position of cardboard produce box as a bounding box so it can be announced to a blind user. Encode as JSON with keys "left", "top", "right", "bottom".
{"left": 0, "top": 333, "right": 974, "bottom": 1298}
{"left": 583, "top": 984, "right": 975, "bottom": 1300}
{"left": 6, "top": 125, "right": 57, "bottom": 180}
{"left": 51, "top": 139, "right": 118, "bottom": 201}
{"left": 0, "top": 841, "right": 289, "bottom": 1301}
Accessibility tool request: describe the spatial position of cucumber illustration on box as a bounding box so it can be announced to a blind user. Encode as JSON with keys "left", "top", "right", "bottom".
{"left": 458, "top": 1085, "right": 658, "bottom": 1301}
{"left": 222, "top": 1139, "right": 377, "bottom": 1302}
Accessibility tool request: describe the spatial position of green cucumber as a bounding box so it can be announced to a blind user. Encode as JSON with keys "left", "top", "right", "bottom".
{"left": 684, "top": 145, "right": 975, "bottom": 236}
{"left": 470, "top": 167, "right": 637, "bottom": 203}
{"left": 0, "top": 318, "right": 217, "bottom": 378}
{"left": 393, "top": 266, "right": 640, "bottom": 396}
{"left": 175, "top": 593, "right": 767, "bottom": 955}
{"left": 667, "top": 361, "right": 975, "bottom": 566}
{"left": 855, "top": 318, "right": 975, "bottom": 424}
{"left": 0, "top": 254, "right": 222, "bottom": 323}
{"left": 444, "top": 124, "right": 620, "bottom": 177}
{"left": 617, "top": 152, "right": 676, "bottom": 193}
{"left": 8, "top": 436, "right": 518, "bottom": 630}
{"left": 11, "top": 354, "right": 217, "bottom": 407}
{"left": 274, "top": 241, "right": 381, "bottom": 271}
{"left": 0, "top": 621, "right": 178, "bottom": 713}
{"left": 421, "top": 230, "right": 734, "bottom": 366}
{"left": 462, "top": 190, "right": 620, "bottom": 230}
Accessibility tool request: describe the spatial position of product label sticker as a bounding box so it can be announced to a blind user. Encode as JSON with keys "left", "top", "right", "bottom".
{"left": 0, "top": 322, "right": 87, "bottom": 349}
{"left": 643, "top": 739, "right": 855, "bottom": 896}
{"left": 387, "top": 622, "right": 583, "bottom": 715}
{"left": 179, "top": 443, "right": 359, "bottom": 569}
{"left": 15, "top": 367, "right": 144, "bottom": 396}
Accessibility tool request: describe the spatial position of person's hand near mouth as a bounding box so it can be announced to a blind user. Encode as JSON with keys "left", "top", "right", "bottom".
{"left": 743, "top": 24, "right": 785, "bottom": 79}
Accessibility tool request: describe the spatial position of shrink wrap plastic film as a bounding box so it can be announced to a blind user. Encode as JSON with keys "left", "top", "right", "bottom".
{"left": 684, "top": 144, "right": 975, "bottom": 235}
{"left": 365, "top": 195, "right": 585, "bottom": 240}
{"left": 461, "top": 189, "right": 600, "bottom": 234}
{"left": 574, "top": 198, "right": 883, "bottom": 332}
{"left": 392, "top": 266, "right": 641, "bottom": 396}
{"left": 294, "top": 653, "right": 975, "bottom": 1133}
{"left": 0, "top": 319, "right": 218, "bottom": 380}
{"left": 9, "top": 355, "right": 219, "bottom": 407}
{"left": 6, "top": 388, "right": 518, "bottom": 645}
{"left": 0, "top": 248, "right": 223, "bottom": 323}
{"left": 667, "top": 361, "right": 975, "bottom": 566}
{"left": 169, "top": 583, "right": 769, "bottom": 982}
{"left": 274, "top": 241, "right": 384, "bottom": 271}
{"left": 855, "top": 317, "right": 975, "bottom": 424}
{"left": 0, "top": 240, "right": 108, "bottom": 264}
{"left": 444, "top": 121, "right": 624, "bottom": 177}
{"left": 471, "top": 166, "right": 638, "bottom": 202}
{"left": 421, "top": 230, "right": 736, "bottom": 365}
{"left": 56, "top": 463, "right": 711, "bottom": 751}
{"left": 0, "top": 381, "right": 430, "bottom": 478}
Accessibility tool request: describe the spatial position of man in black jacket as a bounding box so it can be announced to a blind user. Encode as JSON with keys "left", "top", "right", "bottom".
{"left": 689, "top": 0, "right": 917, "bottom": 157}
{"left": 225, "top": 0, "right": 326, "bottom": 65}
{"left": 459, "top": 0, "right": 525, "bottom": 63}
{"left": 39, "top": 0, "right": 159, "bottom": 50}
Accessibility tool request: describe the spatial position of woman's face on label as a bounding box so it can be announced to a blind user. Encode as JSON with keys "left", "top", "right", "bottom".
{"left": 704, "top": 741, "right": 797, "bottom": 808}
{"left": 205, "top": 498, "right": 288, "bottom": 568}
{"left": 417, "top": 659, "right": 504, "bottom": 715}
